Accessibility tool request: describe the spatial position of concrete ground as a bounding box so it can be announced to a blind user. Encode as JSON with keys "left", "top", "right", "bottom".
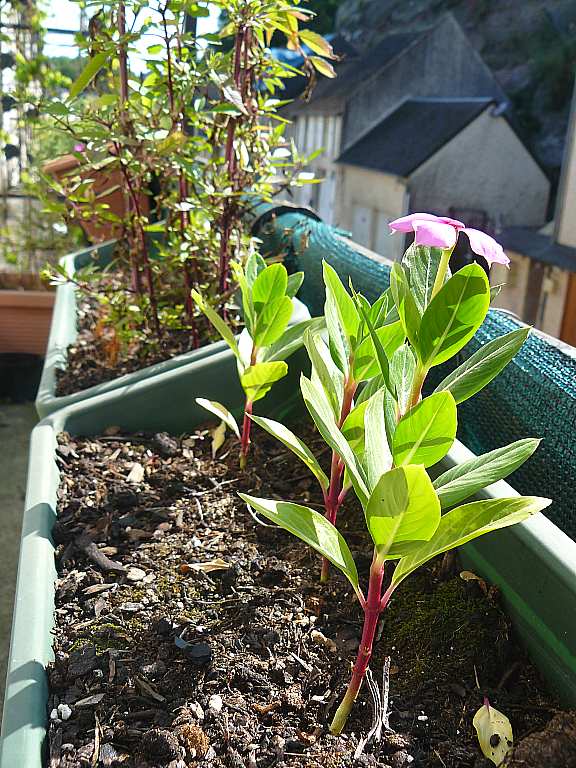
{"left": 0, "top": 403, "right": 36, "bottom": 719}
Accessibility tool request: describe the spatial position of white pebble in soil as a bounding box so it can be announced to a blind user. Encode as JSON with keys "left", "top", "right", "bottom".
{"left": 58, "top": 703, "right": 73, "bottom": 721}
{"left": 208, "top": 694, "right": 223, "bottom": 715}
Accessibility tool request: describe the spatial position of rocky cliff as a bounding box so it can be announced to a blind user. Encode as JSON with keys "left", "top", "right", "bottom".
{"left": 336, "top": 0, "right": 576, "bottom": 178}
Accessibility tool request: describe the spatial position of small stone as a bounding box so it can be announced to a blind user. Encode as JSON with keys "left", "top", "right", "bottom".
{"left": 390, "top": 751, "right": 414, "bottom": 768}
{"left": 119, "top": 601, "right": 144, "bottom": 612}
{"left": 153, "top": 432, "right": 179, "bottom": 457}
{"left": 99, "top": 743, "right": 121, "bottom": 766}
{"left": 127, "top": 567, "right": 146, "bottom": 582}
{"left": 310, "top": 629, "right": 337, "bottom": 652}
{"left": 208, "top": 694, "right": 223, "bottom": 715}
{"left": 58, "top": 703, "right": 72, "bottom": 721}
{"left": 174, "top": 638, "right": 212, "bottom": 665}
{"left": 189, "top": 702, "right": 205, "bottom": 721}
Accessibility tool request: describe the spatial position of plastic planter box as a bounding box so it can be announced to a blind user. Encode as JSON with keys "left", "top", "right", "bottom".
{"left": 3, "top": 364, "right": 576, "bottom": 765}
{"left": 35, "top": 237, "right": 309, "bottom": 419}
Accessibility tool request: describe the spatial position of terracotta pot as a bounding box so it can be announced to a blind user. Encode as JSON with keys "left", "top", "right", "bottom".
{"left": 0, "top": 290, "right": 55, "bottom": 355}
{"left": 42, "top": 154, "right": 150, "bottom": 244}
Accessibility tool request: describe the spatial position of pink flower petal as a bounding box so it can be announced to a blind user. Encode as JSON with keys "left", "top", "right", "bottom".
{"left": 463, "top": 228, "right": 510, "bottom": 268}
{"left": 389, "top": 212, "right": 445, "bottom": 233}
{"left": 413, "top": 220, "right": 458, "bottom": 250}
{"left": 437, "top": 216, "right": 465, "bottom": 230}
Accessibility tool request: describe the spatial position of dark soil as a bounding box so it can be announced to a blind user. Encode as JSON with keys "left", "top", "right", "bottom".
{"left": 55, "top": 293, "right": 223, "bottom": 397}
{"left": 48, "top": 423, "right": 566, "bottom": 768}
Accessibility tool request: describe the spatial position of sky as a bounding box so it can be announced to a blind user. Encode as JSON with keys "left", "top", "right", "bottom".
{"left": 43, "top": 1, "right": 221, "bottom": 71}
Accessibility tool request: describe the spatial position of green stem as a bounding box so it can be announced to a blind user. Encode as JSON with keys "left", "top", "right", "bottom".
{"left": 430, "top": 246, "right": 454, "bottom": 299}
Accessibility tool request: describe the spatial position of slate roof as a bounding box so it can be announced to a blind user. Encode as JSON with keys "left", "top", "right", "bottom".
{"left": 282, "top": 32, "right": 416, "bottom": 116}
{"left": 500, "top": 227, "right": 576, "bottom": 272}
{"left": 336, "top": 97, "right": 494, "bottom": 176}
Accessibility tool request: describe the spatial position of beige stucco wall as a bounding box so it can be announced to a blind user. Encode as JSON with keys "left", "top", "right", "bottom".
{"left": 491, "top": 250, "right": 531, "bottom": 319}
{"left": 555, "top": 87, "right": 576, "bottom": 247}
{"left": 409, "top": 110, "right": 550, "bottom": 226}
{"left": 491, "top": 250, "right": 569, "bottom": 338}
{"left": 338, "top": 165, "right": 409, "bottom": 260}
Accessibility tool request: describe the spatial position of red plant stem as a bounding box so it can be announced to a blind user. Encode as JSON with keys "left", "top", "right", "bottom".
{"left": 239, "top": 344, "right": 258, "bottom": 468}
{"left": 120, "top": 157, "right": 162, "bottom": 338}
{"left": 320, "top": 369, "right": 358, "bottom": 581}
{"left": 116, "top": 3, "right": 142, "bottom": 295}
{"left": 330, "top": 553, "right": 392, "bottom": 734}
{"left": 218, "top": 22, "right": 247, "bottom": 295}
{"left": 239, "top": 399, "right": 253, "bottom": 469}
{"left": 161, "top": 5, "right": 200, "bottom": 347}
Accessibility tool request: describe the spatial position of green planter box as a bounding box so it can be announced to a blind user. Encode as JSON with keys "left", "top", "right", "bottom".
{"left": 3, "top": 351, "right": 576, "bottom": 767}
{"left": 35, "top": 236, "right": 310, "bottom": 419}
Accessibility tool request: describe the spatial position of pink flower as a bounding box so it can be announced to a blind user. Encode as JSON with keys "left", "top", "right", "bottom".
{"left": 73, "top": 143, "right": 86, "bottom": 153}
{"left": 389, "top": 212, "right": 509, "bottom": 268}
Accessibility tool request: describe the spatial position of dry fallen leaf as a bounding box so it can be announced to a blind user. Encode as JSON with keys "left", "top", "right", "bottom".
{"left": 180, "top": 557, "right": 230, "bottom": 574}
{"left": 473, "top": 698, "right": 513, "bottom": 766}
{"left": 127, "top": 462, "right": 145, "bottom": 484}
{"left": 460, "top": 570, "right": 488, "bottom": 593}
{"left": 211, "top": 421, "right": 227, "bottom": 458}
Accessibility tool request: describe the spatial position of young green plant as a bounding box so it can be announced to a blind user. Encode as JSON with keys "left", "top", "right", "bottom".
{"left": 251, "top": 260, "right": 405, "bottom": 581}
{"left": 239, "top": 225, "right": 549, "bottom": 733}
{"left": 192, "top": 255, "right": 321, "bottom": 468}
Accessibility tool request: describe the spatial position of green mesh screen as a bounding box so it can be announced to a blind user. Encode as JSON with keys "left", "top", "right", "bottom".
{"left": 254, "top": 209, "right": 576, "bottom": 539}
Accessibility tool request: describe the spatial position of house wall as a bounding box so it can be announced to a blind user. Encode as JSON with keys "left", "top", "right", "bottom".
{"left": 288, "top": 115, "right": 344, "bottom": 225}
{"left": 491, "top": 251, "right": 531, "bottom": 320}
{"left": 491, "top": 252, "right": 569, "bottom": 338}
{"left": 338, "top": 165, "right": 408, "bottom": 260}
{"left": 342, "top": 15, "right": 507, "bottom": 150}
{"left": 409, "top": 111, "right": 550, "bottom": 227}
{"left": 555, "top": 85, "right": 576, "bottom": 248}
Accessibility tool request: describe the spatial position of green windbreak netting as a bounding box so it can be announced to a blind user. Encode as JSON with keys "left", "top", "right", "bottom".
{"left": 253, "top": 207, "right": 576, "bottom": 540}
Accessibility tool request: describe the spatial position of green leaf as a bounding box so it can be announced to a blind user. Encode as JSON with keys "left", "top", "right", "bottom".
{"left": 365, "top": 466, "right": 440, "bottom": 558}
{"left": 353, "top": 321, "right": 405, "bottom": 381}
{"left": 196, "top": 399, "right": 240, "bottom": 439}
{"left": 353, "top": 295, "right": 395, "bottom": 395}
{"left": 392, "top": 496, "right": 552, "bottom": 586}
{"left": 69, "top": 52, "right": 110, "bottom": 100}
{"left": 418, "top": 264, "right": 490, "bottom": 368}
{"left": 323, "top": 261, "right": 360, "bottom": 347}
{"left": 390, "top": 344, "right": 416, "bottom": 414}
{"left": 393, "top": 392, "right": 457, "bottom": 468}
{"left": 191, "top": 290, "right": 241, "bottom": 362}
{"left": 253, "top": 263, "right": 288, "bottom": 306}
{"left": 262, "top": 318, "right": 324, "bottom": 363}
{"left": 239, "top": 494, "right": 358, "bottom": 589}
{"left": 310, "top": 56, "right": 337, "bottom": 78}
{"left": 301, "top": 374, "right": 369, "bottom": 506}
{"left": 364, "top": 389, "right": 393, "bottom": 491}
{"left": 341, "top": 399, "right": 369, "bottom": 457}
{"left": 402, "top": 244, "right": 449, "bottom": 314}
{"left": 390, "top": 263, "right": 421, "bottom": 351}
{"left": 241, "top": 361, "right": 288, "bottom": 402}
{"left": 304, "top": 330, "right": 343, "bottom": 420}
{"left": 230, "top": 262, "right": 255, "bottom": 337}
{"left": 249, "top": 415, "right": 329, "bottom": 491}
{"left": 433, "top": 438, "right": 541, "bottom": 509}
{"left": 299, "top": 30, "right": 336, "bottom": 58}
{"left": 433, "top": 327, "right": 529, "bottom": 404}
{"left": 355, "top": 375, "right": 384, "bottom": 406}
{"left": 286, "top": 271, "right": 304, "bottom": 298}
{"left": 254, "top": 296, "right": 293, "bottom": 347}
